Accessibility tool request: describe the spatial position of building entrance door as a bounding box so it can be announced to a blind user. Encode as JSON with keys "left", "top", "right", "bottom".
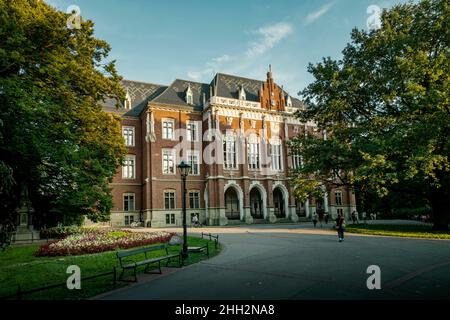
{"left": 273, "top": 188, "right": 285, "bottom": 218}
{"left": 225, "top": 188, "right": 240, "bottom": 220}
{"left": 250, "top": 188, "right": 263, "bottom": 219}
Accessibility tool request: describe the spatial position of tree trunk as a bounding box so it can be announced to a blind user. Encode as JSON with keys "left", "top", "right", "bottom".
{"left": 430, "top": 188, "right": 450, "bottom": 231}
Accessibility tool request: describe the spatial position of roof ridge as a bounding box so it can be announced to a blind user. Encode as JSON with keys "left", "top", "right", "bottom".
{"left": 174, "top": 78, "right": 209, "bottom": 86}
{"left": 216, "top": 72, "right": 264, "bottom": 83}
{"left": 122, "top": 79, "right": 168, "bottom": 87}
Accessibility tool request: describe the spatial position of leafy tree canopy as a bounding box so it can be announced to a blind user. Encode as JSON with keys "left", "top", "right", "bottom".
{"left": 291, "top": 0, "right": 449, "bottom": 230}
{"left": 0, "top": 0, "right": 127, "bottom": 227}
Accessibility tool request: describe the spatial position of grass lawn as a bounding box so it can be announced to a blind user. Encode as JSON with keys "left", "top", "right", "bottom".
{"left": 346, "top": 223, "right": 450, "bottom": 240}
{"left": 0, "top": 236, "right": 220, "bottom": 300}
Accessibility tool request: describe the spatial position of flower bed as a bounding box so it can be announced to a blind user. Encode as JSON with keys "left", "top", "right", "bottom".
{"left": 35, "top": 228, "right": 176, "bottom": 257}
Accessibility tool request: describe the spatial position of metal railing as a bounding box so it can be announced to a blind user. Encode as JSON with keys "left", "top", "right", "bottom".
{"left": 1, "top": 267, "right": 117, "bottom": 300}
{"left": 201, "top": 233, "right": 219, "bottom": 249}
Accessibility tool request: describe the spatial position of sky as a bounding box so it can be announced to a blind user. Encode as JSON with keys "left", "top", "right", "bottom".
{"left": 46, "top": 0, "right": 412, "bottom": 97}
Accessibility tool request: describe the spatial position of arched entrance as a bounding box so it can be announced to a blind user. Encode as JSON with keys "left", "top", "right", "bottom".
{"left": 273, "top": 188, "right": 285, "bottom": 218}
{"left": 225, "top": 187, "right": 240, "bottom": 220}
{"left": 250, "top": 188, "right": 263, "bottom": 219}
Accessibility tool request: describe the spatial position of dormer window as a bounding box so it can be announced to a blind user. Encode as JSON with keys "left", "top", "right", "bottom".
{"left": 186, "top": 84, "right": 193, "bottom": 105}
{"left": 286, "top": 95, "right": 292, "bottom": 108}
{"left": 239, "top": 85, "right": 246, "bottom": 100}
{"left": 124, "top": 90, "right": 132, "bottom": 110}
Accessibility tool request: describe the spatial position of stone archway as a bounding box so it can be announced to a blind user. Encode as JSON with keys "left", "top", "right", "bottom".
{"left": 272, "top": 183, "right": 289, "bottom": 219}
{"left": 224, "top": 182, "right": 244, "bottom": 221}
{"left": 249, "top": 183, "right": 268, "bottom": 219}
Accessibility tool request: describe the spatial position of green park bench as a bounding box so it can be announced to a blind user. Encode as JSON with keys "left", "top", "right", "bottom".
{"left": 116, "top": 244, "right": 181, "bottom": 282}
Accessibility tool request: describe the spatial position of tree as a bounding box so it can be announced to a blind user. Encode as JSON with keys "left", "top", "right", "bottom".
{"left": 0, "top": 0, "right": 127, "bottom": 227}
{"left": 291, "top": 0, "right": 450, "bottom": 230}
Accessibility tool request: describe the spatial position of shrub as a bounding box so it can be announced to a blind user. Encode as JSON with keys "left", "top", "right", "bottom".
{"left": 35, "top": 229, "right": 176, "bottom": 257}
{"left": 39, "top": 226, "right": 84, "bottom": 239}
{"left": 393, "top": 206, "right": 432, "bottom": 220}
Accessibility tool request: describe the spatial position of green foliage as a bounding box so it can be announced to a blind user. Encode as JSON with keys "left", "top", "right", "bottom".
{"left": 0, "top": 0, "right": 127, "bottom": 227}
{"left": 39, "top": 226, "right": 83, "bottom": 239}
{"left": 346, "top": 224, "right": 450, "bottom": 240}
{"left": 0, "top": 237, "right": 221, "bottom": 299}
{"left": 292, "top": 0, "right": 450, "bottom": 230}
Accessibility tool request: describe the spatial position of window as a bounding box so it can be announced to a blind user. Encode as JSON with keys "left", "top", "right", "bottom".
{"left": 122, "top": 155, "right": 136, "bottom": 179}
{"left": 187, "top": 150, "right": 200, "bottom": 175}
{"left": 271, "top": 144, "right": 282, "bottom": 171}
{"left": 187, "top": 121, "right": 198, "bottom": 142}
{"left": 335, "top": 191, "right": 343, "bottom": 206}
{"left": 224, "top": 138, "right": 237, "bottom": 169}
{"left": 123, "top": 193, "right": 135, "bottom": 211}
{"left": 165, "top": 214, "right": 175, "bottom": 225}
{"left": 248, "top": 142, "right": 260, "bottom": 170}
{"left": 292, "top": 152, "right": 302, "bottom": 170}
{"left": 122, "top": 126, "right": 135, "bottom": 147}
{"left": 189, "top": 191, "right": 200, "bottom": 209}
{"left": 164, "top": 191, "right": 175, "bottom": 209}
{"left": 125, "top": 215, "right": 134, "bottom": 226}
{"left": 124, "top": 91, "right": 131, "bottom": 110}
{"left": 162, "top": 149, "right": 176, "bottom": 174}
{"left": 186, "top": 85, "right": 193, "bottom": 105}
{"left": 286, "top": 96, "right": 292, "bottom": 108}
{"left": 239, "top": 85, "right": 246, "bottom": 100}
{"left": 162, "top": 119, "right": 175, "bottom": 140}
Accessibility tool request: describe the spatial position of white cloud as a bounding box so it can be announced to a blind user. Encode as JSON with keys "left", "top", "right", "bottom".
{"left": 246, "top": 22, "right": 293, "bottom": 57}
{"left": 211, "top": 54, "right": 233, "bottom": 63}
{"left": 305, "top": 2, "right": 335, "bottom": 25}
{"left": 187, "top": 54, "right": 236, "bottom": 81}
{"left": 187, "top": 22, "right": 295, "bottom": 91}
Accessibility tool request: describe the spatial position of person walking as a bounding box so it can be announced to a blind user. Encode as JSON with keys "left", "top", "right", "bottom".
{"left": 192, "top": 214, "right": 201, "bottom": 227}
{"left": 324, "top": 213, "right": 329, "bottom": 225}
{"left": 335, "top": 213, "right": 346, "bottom": 242}
{"left": 312, "top": 212, "right": 318, "bottom": 228}
{"left": 351, "top": 211, "right": 357, "bottom": 224}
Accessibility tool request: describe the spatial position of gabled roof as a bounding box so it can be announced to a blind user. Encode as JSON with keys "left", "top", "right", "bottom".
{"left": 211, "top": 72, "right": 304, "bottom": 109}
{"left": 100, "top": 80, "right": 167, "bottom": 117}
{"left": 151, "top": 79, "right": 210, "bottom": 111}
{"left": 212, "top": 73, "right": 263, "bottom": 102}
{"left": 100, "top": 72, "right": 305, "bottom": 116}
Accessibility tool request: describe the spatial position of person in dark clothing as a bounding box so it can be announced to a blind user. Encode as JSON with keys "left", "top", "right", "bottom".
{"left": 335, "top": 213, "right": 346, "bottom": 242}
{"left": 351, "top": 211, "right": 357, "bottom": 224}
{"left": 324, "top": 213, "right": 329, "bottom": 225}
{"left": 312, "top": 212, "right": 318, "bottom": 228}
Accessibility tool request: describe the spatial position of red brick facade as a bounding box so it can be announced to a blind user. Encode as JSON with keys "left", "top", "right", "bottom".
{"left": 103, "top": 70, "right": 357, "bottom": 227}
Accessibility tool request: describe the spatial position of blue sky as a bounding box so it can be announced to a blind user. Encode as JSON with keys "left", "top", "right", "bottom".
{"left": 46, "top": 0, "right": 411, "bottom": 97}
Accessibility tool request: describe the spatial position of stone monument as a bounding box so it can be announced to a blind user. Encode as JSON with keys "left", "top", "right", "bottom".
{"left": 14, "top": 185, "right": 40, "bottom": 243}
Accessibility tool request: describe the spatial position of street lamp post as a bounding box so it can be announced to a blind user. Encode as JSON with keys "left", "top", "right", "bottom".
{"left": 178, "top": 160, "right": 191, "bottom": 259}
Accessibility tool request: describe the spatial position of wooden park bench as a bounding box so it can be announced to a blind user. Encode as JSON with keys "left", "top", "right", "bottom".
{"left": 116, "top": 244, "right": 181, "bottom": 282}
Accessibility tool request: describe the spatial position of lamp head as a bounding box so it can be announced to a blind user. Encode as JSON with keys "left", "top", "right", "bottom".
{"left": 178, "top": 160, "right": 191, "bottom": 177}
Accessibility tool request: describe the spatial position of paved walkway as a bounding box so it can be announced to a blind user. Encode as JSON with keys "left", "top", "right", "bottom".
{"left": 97, "top": 223, "right": 450, "bottom": 300}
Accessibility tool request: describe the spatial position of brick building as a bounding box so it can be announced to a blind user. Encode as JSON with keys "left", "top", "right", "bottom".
{"left": 101, "top": 67, "right": 357, "bottom": 227}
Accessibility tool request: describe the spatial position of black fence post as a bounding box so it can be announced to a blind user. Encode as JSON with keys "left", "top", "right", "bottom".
{"left": 17, "top": 285, "right": 22, "bottom": 300}
{"left": 112, "top": 266, "right": 117, "bottom": 288}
